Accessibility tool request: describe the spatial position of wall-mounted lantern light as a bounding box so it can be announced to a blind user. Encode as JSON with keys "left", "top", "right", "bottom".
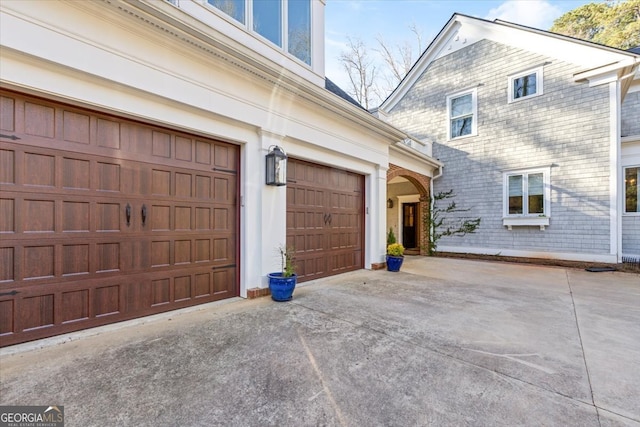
{"left": 387, "top": 198, "right": 394, "bottom": 209}
{"left": 266, "top": 145, "right": 287, "bottom": 186}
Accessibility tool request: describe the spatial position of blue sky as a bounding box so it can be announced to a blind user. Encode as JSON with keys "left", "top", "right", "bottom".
{"left": 325, "top": 0, "right": 596, "bottom": 91}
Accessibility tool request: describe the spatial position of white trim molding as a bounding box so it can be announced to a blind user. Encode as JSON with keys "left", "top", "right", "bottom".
{"left": 502, "top": 166, "right": 551, "bottom": 230}
{"left": 508, "top": 65, "right": 544, "bottom": 103}
{"left": 446, "top": 87, "right": 478, "bottom": 140}
{"left": 436, "top": 245, "right": 618, "bottom": 264}
{"left": 610, "top": 80, "right": 622, "bottom": 262}
{"left": 396, "top": 195, "right": 421, "bottom": 247}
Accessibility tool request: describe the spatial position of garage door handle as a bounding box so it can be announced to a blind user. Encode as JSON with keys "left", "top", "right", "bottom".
{"left": 0, "top": 290, "right": 19, "bottom": 297}
{"left": 125, "top": 203, "right": 131, "bottom": 226}
{"left": 141, "top": 204, "right": 147, "bottom": 226}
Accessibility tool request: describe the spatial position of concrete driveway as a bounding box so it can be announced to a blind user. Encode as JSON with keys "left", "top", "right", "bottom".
{"left": 1, "top": 257, "right": 639, "bottom": 426}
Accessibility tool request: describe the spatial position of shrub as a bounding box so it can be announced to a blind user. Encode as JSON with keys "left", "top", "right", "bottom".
{"left": 387, "top": 243, "right": 405, "bottom": 257}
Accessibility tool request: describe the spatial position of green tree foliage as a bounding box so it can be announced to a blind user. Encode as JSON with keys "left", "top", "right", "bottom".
{"left": 550, "top": 0, "right": 640, "bottom": 50}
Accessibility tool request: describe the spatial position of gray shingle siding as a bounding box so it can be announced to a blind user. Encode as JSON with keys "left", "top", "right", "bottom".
{"left": 622, "top": 91, "right": 640, "bottom": 137}
{"left": 387, "top": 39, "right": 612, "bottom": 255}
{"left": 622, "top": 216, "right": 640, "bottom": 255}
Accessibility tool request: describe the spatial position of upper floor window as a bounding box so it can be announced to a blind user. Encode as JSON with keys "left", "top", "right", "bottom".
{"left": 253, "top": 0, "right": 282, "bottom": 46}
{"left": 447, "top": 88, "right": 477, "bottom": 140}
{"left": 208, "top": 0, "right": 245, "bottom": 23}
{"left": 207, "top": 0, "right": 311, "bottom": 66}
{"left": 509, "top": 66, "right": 543, "bottom": 102}
{"left": 288, "top": 0, "right": 311, "bottom": 65}
{"left": 625, "top": 166, "right": 639, "bottom": 214}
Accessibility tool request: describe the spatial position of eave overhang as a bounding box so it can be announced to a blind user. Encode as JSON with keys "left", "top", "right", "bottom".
{"left": 116, "top": 0, "right": 416, "bottom": 145}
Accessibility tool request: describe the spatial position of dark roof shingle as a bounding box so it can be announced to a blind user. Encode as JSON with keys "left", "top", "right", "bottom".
{"left": 325, "top": 78, "right": 365, "bottom": 109}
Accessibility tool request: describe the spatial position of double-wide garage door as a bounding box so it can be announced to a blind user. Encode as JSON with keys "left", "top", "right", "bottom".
{"left": 287, "top": 158, "right": 364, "bottom": 282}
{"left": 0, "top": 91, "right": 239, "bottom": 347}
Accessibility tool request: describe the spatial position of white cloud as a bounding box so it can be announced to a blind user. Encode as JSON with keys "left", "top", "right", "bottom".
{"left": 485, "top": 0, "right": 563, "bottom": 30}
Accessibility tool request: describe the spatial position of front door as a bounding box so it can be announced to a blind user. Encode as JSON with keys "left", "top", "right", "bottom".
{"left": 402, "top": 203, "right": 418, "bottom": 249}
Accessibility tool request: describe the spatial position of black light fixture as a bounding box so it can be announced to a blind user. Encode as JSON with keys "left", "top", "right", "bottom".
{"left": 266, "top": 145, "right": 288, "bottom": 186}
{"left": 387, "top": 198, "right": 394, "bottom": 209}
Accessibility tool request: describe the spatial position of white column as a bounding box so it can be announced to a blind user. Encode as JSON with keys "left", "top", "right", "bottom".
{"left": 367, "top": 164, "right": 388, "bottom": 267}
{"left": 259, "top": 130, "right": 288, "bottom": 286}
{"left": 240, "top": 139, "right": 262, "bottom": 297}
{"left": 609, "top": 80, "right": 622, "bottom": 262}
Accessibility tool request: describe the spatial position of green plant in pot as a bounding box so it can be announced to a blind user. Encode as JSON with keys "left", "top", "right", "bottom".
{"left": 268, "top": 246, "right": 297, "bottom": 301}
{"left": 386, "top": 242, "right": 405, "bottom": 272}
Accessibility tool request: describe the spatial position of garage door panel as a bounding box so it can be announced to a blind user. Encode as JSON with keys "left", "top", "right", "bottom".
{"left": 287, "top": 158, "right": 364, "bottom": 282}
{"left": 0, "top": 90, "right": 239, "bottom": 347}
{"left": 0, "top": 148, "right": 15, "bottom": 184}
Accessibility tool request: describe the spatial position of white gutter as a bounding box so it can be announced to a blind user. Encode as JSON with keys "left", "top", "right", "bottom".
{"left": 574, "top": 57, "right": 640, "bottom": 83}
{"left": 390, "top": 140, "right": 443, "bottom": 169}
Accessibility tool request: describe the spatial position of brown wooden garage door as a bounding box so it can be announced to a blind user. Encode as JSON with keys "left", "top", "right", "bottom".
{"left": 286, "top": 158, "right": 364, "bottom": 282}
{"left": 0, "top": 91, "right": 239, "bottom": 347}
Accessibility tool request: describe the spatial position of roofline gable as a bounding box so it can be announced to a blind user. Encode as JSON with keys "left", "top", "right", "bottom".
{"left": 380, "top": 13, "right": 639, "bottom": 113}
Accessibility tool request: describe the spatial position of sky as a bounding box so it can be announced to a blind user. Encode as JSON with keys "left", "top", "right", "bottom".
{"left": 325, "top": 0, "right": 596, "bottom": 94}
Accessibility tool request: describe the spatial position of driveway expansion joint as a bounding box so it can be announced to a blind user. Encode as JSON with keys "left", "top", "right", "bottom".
{"left": 566, "top": 270, "right": 601, "bottom": 427}
{"left": 291, "top": 297, "right": 604, "bottom": 416}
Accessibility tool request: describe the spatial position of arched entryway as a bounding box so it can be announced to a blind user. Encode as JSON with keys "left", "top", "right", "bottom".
{"left": 387, "top": 164, "right": 431, "bottom": 255}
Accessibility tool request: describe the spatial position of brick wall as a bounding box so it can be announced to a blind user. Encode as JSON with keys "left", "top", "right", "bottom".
{"left": 387, "top": 164, "right": 431, "bottom": 255}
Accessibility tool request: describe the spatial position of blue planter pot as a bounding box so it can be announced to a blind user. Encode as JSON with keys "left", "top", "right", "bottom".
{"left": 386, "top": 255, "right": 404, "bottom": 272}
{"left": 268, "top": 273, "right": 297, "bottom": 301}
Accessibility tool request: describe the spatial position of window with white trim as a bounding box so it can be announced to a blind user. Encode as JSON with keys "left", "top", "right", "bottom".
{"left": 508, "top": 66, "right": 543, "bottom": 102}
{"left": 447, "top": 88, "right": 477, "bottom": 140}
{"left": 207, "top": 0, "right": 312, "bottom": 66}
{"left": 503, "top": 167, "right": 551, "bottom": 230}
{"left": 208, "top": 0, "right": 245, "bottom": 23}
{"left": 625, "top": 166, "right": 639, "bottom": 214}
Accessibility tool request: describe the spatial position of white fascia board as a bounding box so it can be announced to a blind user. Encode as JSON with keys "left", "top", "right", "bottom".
{"left": 380, "top": 13, "right": 638, "bottom": 113}
{"left": 574, "top": 58, "right": 639, "bottom": 85}
{"left": 91, "top": 1, "right": 412, "bottom": 145}
{"left": 390, "top": 142, "right": 443, "bottom": 170}
{"left": 131, "top": 0, "right": 406, "bottom": 144}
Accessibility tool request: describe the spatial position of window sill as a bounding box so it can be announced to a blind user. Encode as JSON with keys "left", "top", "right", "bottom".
{"left": 448, "top": 133, "right": 477, "bottom": 142}
{"left": 503, "top": 216, "right": 549, "bottom": 230}
{"left": 508, "top": 92, "right": 543, "bottom": 104}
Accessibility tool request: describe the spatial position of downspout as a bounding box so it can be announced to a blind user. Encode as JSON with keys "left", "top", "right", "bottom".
{"left": 430, "top": 164, "right": 443, "bottom": 202}
{"left": 429, "top": 164, "right": 443, "bottom": 255}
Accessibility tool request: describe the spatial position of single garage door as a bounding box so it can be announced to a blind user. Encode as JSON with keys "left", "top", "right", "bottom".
{"left": 286, "top": 158, "right": 364, "bottom": 282}
{"left": 0, "top": 91, "right": 239, "bottom": 347}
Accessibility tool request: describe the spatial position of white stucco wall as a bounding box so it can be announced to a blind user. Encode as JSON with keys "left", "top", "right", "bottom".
{"left": 0, "top": 0, "right": 404, "bottom": 295}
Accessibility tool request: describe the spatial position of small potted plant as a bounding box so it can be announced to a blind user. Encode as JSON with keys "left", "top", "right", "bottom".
{"left": 387, "top": 228, "right": 397, "bottom": 245}
{"left": 268, "top": 246, "right": 297, "bottom": 301}
{"left": 386, "top": 243, "right": 405, "bottom": 272}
